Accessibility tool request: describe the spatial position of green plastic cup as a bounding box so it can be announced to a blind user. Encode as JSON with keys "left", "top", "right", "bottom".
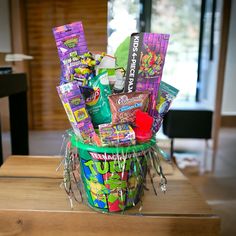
{"left": 71, "top": 134, "right": 155, "bottom": 212}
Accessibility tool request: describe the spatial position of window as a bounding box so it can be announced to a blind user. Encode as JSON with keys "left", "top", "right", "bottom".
{"left": 108, "top": 0, "right": 140, "bottom": 54}
{"left": 108, "top": 0, "right": 202, "bottom": 102}
{"left": 151, "top": 0, "right": 201, "bottom": 101}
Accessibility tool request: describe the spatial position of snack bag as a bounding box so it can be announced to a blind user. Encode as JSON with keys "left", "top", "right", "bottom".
{"left": 57, "top": 81, "right": 98, "bottom": 144}
{"left": 108, "top": 92, "right": 149, "bottom": 125}
{"left": 152, "top": 81, "right": 179, "bottom": 133}
{"left": 99, "top": 123, "right": 136, "bottom": 147}
{"left": 52, "top": 21, "right": 88, "bottom": 81}
{"left": 86, "top": 71, "right": 112, "bottom": 127}
{"left": 124, "top": 33, "right": 170, "bottom": 116}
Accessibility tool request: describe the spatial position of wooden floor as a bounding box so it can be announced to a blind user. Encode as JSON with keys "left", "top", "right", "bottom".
{"left": 172, "top": 128, "right": 236, "bottom": 236}
{"left": 2, "top": 128, "right": 236, "bottom": 235}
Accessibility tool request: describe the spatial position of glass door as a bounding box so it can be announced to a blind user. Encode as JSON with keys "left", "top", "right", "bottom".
{"left": 151, "top": 0, "right": 202, "bottom": 101}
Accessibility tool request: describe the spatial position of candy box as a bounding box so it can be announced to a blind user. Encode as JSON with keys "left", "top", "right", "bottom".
{"left": 57, "top": 81, "right": 96, "bottom": 143}
{"left": 124, "top": 33, "right": 170, "bottom": 116}
{"left": 98, "top": 123, "right": 136, "bottom": 147}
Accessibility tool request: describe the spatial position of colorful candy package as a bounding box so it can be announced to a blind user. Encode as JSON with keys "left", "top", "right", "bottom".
{"left": 152, "top": 81, "right": 179, "bottom": 133}
{"left": 57, "top": 81, "right": 98, "bottom": 143}
{"left": 108, "top": 91, "right": 149, "bottom": 125}
{"left": 99, "top": 123, "right": 136, "bottom": 147}
{"left": 86, "top": 71, "right": 112, "bottom": 127}
{"left": 52, "top": 21, "right": 88, "bottom": 81}
{"left": 124, "top": 33, "right": 170, "bottom": 116}
{"left": 70, "top": 52, "right": 106, "bottom": 82}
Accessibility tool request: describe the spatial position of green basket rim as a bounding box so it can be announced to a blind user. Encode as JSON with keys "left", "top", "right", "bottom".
{"left": 70, "top": 134, "right": 156, "bottom": 153}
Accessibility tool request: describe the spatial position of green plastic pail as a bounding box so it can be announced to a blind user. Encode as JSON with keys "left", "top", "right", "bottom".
{"left": 71, "top": 134, "right": 155, "bottom": 212}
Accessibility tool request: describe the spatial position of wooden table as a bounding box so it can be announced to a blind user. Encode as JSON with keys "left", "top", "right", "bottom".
{"left": 0, "top": 156, "right": 220, "bottom": 235}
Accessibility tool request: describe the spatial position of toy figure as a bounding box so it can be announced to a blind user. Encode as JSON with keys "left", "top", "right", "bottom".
{"left": 85, "top": 175, "right": 109, "bottom": 208}
{"left": 104, "top": 173, "right": 127, "bottom": 211}
{"left": 138, "top": 44, "right": 163, "bottom": 78}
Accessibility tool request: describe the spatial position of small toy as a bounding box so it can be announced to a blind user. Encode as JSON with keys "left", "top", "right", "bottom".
{"left": 71, "top": 52, "right": 106, "bottom": 81}
{"left": 133, "top": 109, "right": 153, "bottom": 143}
{"left": 108, "top": 91, "right": 150, "bottom": 125}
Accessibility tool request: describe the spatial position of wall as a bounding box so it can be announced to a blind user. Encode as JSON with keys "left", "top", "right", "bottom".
{"left": 221, "top": 0, "right": 236, "bottom": 115}
{"left": 24, "top": 0, "right": 107, "bottom": 130}
{"left": 0, "top": 0, "right": 11, "bottom": 131}
{"left": 0, "top": 0, "right": 11, "bottom": 53}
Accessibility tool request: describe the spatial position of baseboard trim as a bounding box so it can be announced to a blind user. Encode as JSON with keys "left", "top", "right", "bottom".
{"left": 221, "top": 115, "right": 236, "bottom": 127}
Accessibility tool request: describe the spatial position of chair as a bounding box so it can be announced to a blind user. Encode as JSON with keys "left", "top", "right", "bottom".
{"left": 162, "top": 101, "right": 213, "bottom": 167}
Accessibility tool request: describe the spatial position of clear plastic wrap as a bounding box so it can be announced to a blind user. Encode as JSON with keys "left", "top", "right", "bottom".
{"left": 59, "top": 129, "right": 169, "bottom": 213}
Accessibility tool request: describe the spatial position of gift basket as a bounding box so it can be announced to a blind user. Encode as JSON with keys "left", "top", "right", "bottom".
{"left": 53, "top": 22, "right": 179, "bottom": 213}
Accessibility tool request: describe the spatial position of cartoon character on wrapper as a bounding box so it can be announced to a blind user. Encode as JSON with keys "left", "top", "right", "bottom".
{"left": 104, "top": 173, "right": 127, "bottom": 211}
{"left": 85, "top": 175, "right": 109, "bottom": 208}
{"left": 139, "top": 44, "right": 163, "bottom": 78}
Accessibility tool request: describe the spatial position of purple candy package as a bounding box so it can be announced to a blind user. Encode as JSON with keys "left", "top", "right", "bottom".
{"left": 152, "top": 81, "right": 179, "bottom": 133}
{"left": 124, "top": 33, "right": 170, "bottom": 116}
{"left": 53, "top": 22, "right": 88, "bottom": 81}
{"left": 57, "top": 81, "right": 97, "bottom": 143}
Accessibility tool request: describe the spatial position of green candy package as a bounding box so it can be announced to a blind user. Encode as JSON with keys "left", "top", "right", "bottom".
{"left": 86, "top": 72, "right": 112, "bottom": 127}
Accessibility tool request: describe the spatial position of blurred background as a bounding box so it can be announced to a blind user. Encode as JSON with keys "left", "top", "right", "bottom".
{"left": 0, "top": 0, "right": 235, "bottom": 235}
{"left": 0, "top": 0, "right": 235, "bottom": 131}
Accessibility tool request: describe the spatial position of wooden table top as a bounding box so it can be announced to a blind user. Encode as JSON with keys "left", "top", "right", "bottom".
{"left": 0, "top": 155, "right": 220, "bottom": 236}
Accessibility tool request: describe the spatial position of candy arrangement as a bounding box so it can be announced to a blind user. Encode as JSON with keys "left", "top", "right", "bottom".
{"left": 53, "top": 22, "right": 178, "bottom": 213}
